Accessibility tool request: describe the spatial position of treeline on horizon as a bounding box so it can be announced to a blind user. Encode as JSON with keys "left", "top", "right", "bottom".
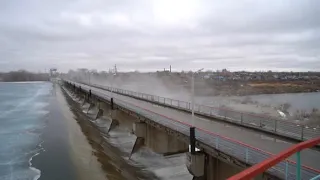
{"left": 0, "top": 70, "right": 49, "bottom": 82}
{"left": 68, "top": 68, "right": 320, "bottom": 74}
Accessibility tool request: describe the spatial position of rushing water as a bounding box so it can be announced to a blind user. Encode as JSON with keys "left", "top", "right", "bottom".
{"left": 64, "top": 86, "right": 192, "bottom": 180}
{"left": 246, "top": 92, "right": 320, "bottom": 112}
{"left": 0, "top": 82, "right": 51, "bottom": 180}
{"left": 195, "top": 92, "right": 320, "bottom": 118}
{"left": 0, "top": 81, "right": 191, "bottom": 180}
{"left": 200, "top": 92, "right": 320, "bottom": 108}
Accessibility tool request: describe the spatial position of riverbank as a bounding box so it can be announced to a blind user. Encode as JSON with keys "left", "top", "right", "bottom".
{"left": 86, "top": 73, "right": 320, "bottom": 97}
{"left": 197, "top": 92, "right": 320, "bottom": 127}
{"left": 191, "top": 80, "right": 320, "bottom": 96}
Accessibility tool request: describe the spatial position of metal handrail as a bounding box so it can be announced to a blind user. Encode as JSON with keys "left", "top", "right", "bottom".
{"left": 64, "top": 80, "right": 320, "bottom": 179}
{"left": 227, "top": 137, "right": 320, "bottom": 180}
{"left": 84, "top": 82, "right": 320, "bottom": 141}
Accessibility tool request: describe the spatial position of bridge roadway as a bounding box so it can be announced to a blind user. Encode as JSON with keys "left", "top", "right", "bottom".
{"left": 67, "top": 81, "right": 320, "bottom": 178}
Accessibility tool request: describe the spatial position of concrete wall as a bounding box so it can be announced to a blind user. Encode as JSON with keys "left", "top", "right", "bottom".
{"left": 205, "top": 155, "right": 266, "bottom": 180}
{"left": 99, "top": 101, "right": 112, "bottom": 118}
{"left": 145, "top": 124, "right": 188, "bottom": 155}
{"left": 206, "top": 156, "right": 242, "bottom": 180}
{"left": 114, "top": 110, "right": 139, "bottom": 132}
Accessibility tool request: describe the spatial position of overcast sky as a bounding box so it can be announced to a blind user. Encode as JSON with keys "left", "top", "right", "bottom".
{"left": 0, "top": 0, "right": 320, "bottom": 72}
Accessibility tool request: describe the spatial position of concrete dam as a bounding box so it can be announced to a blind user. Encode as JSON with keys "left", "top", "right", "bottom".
{"left": 61, "top": 80, "right": 320, "bottom": 180}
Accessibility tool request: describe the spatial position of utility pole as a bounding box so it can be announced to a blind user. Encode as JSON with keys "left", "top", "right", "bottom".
{"left": 110, "top": 64, "right": 117, "bottom": 103}
{"left": 114, "top": 64, "right": 117, "bottom": 75}
{"left": 88, "top": 72, "right": 91, "bottom": 85}
{"left": 190, "top": 68, "right": 204, "bottom": 154}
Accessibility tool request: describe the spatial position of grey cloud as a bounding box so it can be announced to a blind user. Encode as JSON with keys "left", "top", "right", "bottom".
{"left": 0, "top": 0, "right": 319, "bottom": 72}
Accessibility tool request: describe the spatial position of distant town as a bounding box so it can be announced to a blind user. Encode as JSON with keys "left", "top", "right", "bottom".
{"left": 1, "top": 68, "right": 320, "bottom": 96}
{"left": 66, "top": 68, "right": 320, "bottom": 96}
{"left": 154, "top": 68, "right": 320, "bottom": 81}
{"left": 199, "top": 69, "right": 320, "bottom": 81}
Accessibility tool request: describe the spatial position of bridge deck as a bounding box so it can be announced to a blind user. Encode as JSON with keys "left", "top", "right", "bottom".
{"left": 68, "top": 81, "right": 320, "bottom": 178}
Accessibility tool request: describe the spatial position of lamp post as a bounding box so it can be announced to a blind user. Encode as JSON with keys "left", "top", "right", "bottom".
{"left": 88, "top": 72, "right": 91, "bottom": 85}
{"left": 110, "top": 73, "right": 114, "bottom": 109}
{"left": 190, "top": 68, "right": 204, "bottom": 154}
{"left": 110, "top": 73, "right": 117, "bottom": 97}
{"left": 110, "top": 67, "right": 117, "bottom": 110}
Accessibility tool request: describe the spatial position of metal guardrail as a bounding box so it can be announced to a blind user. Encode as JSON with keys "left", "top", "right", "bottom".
{"left": 64, "top": 80, "right": 320, "bottom": 180}
{"left": 86, "top": 83, "right": 320, "bottom": 142}
{"left": 228, "top": 137, "right": 320, "bottom": 180}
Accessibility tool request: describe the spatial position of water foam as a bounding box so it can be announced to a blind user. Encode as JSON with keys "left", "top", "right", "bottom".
{"left": 0, "top": 83, "right": 50, "bottom": 180}
{"left": 29, "top": 152, "right": 41, "bottom": 180}
{"left": 0, "top": 84, "right": 51, "bottom": 119}
{"left": 28, "top": 141, "right": 45, "bottom": 180}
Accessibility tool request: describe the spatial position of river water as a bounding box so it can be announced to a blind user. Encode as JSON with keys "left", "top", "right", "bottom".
{"left": 197, "top": 92, "right": 320, "bottom": 112}
{"left": 0, "top": 81, "right": 192, "bottom": 180}
{"left": 0, "top": 82, "right": 51, "bottom": 180}
{"left": 246, "top": 92, "right": 320, "bottom": 112}
{"left": 0, "top": 82, "right": 121, "bottom": 180}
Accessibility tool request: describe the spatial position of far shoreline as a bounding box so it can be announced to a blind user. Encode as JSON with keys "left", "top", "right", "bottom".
{"left": 0, "top": 81, "right": 50, "bottom": 83}
{"left": 206, "top": 90, "right": 320, "bottom": 98}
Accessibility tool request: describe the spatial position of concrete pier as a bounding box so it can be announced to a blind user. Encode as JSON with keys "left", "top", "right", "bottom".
{"left": 145, "top": 124, "right": 188, "bottom": 155}
{"left": 205, "top": 155, "right": 242, "bottom": 180}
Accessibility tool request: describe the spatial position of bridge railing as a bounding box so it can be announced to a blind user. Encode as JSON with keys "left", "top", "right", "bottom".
{"left": 87, "top": 82, "right": 320, "bottom": 142}
{"left": 64, "top": 80, "right": 320, "bottom": 179}
{"left": 227, "top": 137, "right": 320, "bottom": 180}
